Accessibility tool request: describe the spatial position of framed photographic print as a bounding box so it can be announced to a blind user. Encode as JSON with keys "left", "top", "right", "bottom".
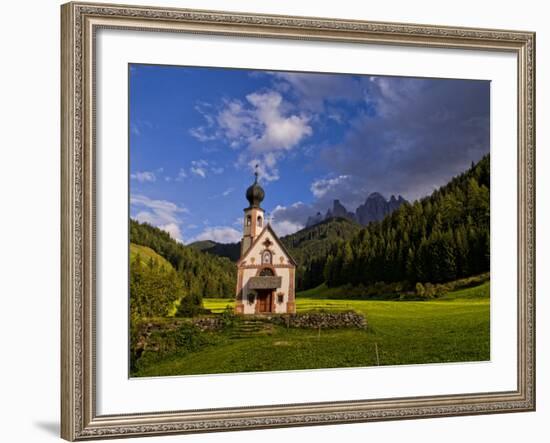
{"left": 61, "top": 1, "right": 536, "bottom": 440}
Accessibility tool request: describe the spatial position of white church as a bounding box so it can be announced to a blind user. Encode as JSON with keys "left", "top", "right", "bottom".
{"left": 234, "top": 171, "right": 297, "bottom": 315}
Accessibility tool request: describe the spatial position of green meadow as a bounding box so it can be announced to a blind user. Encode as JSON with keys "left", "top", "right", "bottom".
{"left": 131, "top": 282, "right": 490, "bottom": 377}
{"left": 130, "top": 243, "right": 174, "bottom": 271}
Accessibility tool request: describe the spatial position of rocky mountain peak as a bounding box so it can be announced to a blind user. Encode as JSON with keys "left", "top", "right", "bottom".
{"left": 324, "top": 199, "right": 356, "bottom": 223}
{"left": 306, "top": 193, "right": 408, "bottom": 228}
{"left": 367, "top": 192, "right": 385, "bottom": 200}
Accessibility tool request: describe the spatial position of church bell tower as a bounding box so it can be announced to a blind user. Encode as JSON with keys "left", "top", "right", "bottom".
{"left": 241, "top": 168, "right": 265, "bottom": 257}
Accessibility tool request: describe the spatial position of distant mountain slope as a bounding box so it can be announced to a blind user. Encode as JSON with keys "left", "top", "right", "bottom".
{"left": 188, "top": 240, "right": 241, "bottom": 262}
{"left": 162, "top": 156, "right": 489, "bottom": 294}
{"left": 187, "top": 217, "right": 362, "bottom": 291}
{"left": 282, "top": 217, "right": 362, "bottom": 290}
{"left": 323, "top": 154, "right": 490, "bottom": 288}
{"left": 282, "top": 217, "right": 361, "bottom": 252}
{"left": 130, "top": 219, "right": 236, "bottom": 298}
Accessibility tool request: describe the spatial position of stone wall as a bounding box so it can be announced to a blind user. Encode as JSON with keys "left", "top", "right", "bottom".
{"left": 136, "top": 310, "right": 366, "bottom": 349}
{"left": 191, "top": 316, "right": 224, "bottom": 331}
{"left": 263, "top": 311, "right": 367, "bottom": 329}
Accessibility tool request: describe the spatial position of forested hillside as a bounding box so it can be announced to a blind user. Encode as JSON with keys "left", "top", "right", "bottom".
{"left": 160, "top": 154, "right": 489, "bottom": 297}
{"left": 130, "top": 250, "right": 183, "bottom": 318}
{"left": 323, "top": 155, "right": 490, "bottom": 288}
{"left": 188, "top": 217, "right": 362, "bottom": 291}
{"left": 130, "top": 243, "right": 174, "bottom": 271}
{"left": 130, "top": 220, "right": 236, "bottom": 299}
{"left": 189, "top": 240, "right": 241, "bottom": 262}
{"left": 281, "top": 218, "right": 362, "bottom": 290}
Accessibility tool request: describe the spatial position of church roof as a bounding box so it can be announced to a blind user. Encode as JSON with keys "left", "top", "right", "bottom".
{"left": 238, "top": 223, "right": 297, "bottom": 267}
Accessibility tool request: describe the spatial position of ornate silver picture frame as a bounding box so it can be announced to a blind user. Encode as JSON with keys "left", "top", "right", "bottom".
{"left": 61, "top": 2, "right": 535, "bottom": 440}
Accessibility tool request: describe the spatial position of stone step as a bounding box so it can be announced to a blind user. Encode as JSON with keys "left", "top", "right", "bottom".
{"left": 229, "top": 331, "right": 274, "bottom": 339}
{"left": 229, "top": 322, "right": 274, "bottom": 339}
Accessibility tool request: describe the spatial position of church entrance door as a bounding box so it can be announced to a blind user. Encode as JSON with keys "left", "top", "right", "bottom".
{"left": 256, "top": 290, "right": 272, "bottom": 313}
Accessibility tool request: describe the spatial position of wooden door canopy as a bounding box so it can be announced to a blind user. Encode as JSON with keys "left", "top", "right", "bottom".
{"left": 248, "top": 276, "right": 282, "bottom": 290}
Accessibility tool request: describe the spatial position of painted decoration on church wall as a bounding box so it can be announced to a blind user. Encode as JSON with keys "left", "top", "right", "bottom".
{"left": 128, "top": 63, "right": 490, "bottom": 378}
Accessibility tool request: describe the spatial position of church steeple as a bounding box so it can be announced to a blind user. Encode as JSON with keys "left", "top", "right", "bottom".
{"left": 245, "top": 165, "right": 265, "bottom": 208}
{"left": 241, "top": 166, "right": 265, "bottom": 257}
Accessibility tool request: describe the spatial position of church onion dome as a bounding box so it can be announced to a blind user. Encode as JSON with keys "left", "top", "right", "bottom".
{"left": 246, "top": 171, "right": 265, "bottom": 208}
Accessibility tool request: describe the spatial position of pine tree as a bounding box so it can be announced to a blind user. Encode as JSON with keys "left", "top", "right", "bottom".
{"left": 316, "top": 155, "right": 490, "bottom": 288}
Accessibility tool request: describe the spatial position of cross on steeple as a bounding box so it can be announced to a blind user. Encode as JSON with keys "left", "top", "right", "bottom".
{"left": 254, "top": 163, "right": 259, "bottom": 183}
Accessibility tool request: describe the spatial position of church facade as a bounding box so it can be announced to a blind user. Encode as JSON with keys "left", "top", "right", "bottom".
{"left": 235, "top": 173, "right": 297, "bottom": 315}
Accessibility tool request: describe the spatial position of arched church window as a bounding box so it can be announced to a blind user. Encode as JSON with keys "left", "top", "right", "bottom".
{"left": 246, "top": 215, "right": 251, "bottom": 226}
{"left": 259, "top": 266, "right": 274, "bottom": 276}
{"left": 262, "top": 251, "right": 272, "bottom": 265}
{"left": 257, "top": 216, "right": 263, "bottom": 227}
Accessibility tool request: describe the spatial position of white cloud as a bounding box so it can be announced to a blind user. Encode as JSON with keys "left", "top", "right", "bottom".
{"left": 130, "top": 170, "right": 156, "bottom": 183}
{"left": 189, "top": 103, "right": 218, "bottom": 141}
{"left": 189, "top": 127, "right": 217, "bottom": 142}
{"left": 187, "top": 160, "right": 224, "bottom": 178}
{"left": 130, "top": 120, "right": 153, "bottom": 137}
{"left": 217, "top": 100, "right": 254, "bottom": 140}
{"left": 190, "top": 90, "right": 312, "bottom": 182}
{"left": 175, "top": 168, "right": 187, "bottom": 181}
{"left": 158, "top": 223, "right": 183, "bottom": 243}
{"left": 246, "top": 152, "right": 280, "bottom": 182}
{"left": 187, "top": 226, "right": 242, "bottom": 244}
{"left": 271, "top": 219, "right": 304, "bottom": 237}
{"left": 270, "top": 202, "right": 308, "bottom": 236}
{"left": 191, "top": 167, "right": 206, "bottom": 178}
{"left": 131, "top": 194, "right": 187, "bottom": 242}
{"left": 130, "top": 123, "right": 141, "bottom": 136}
{"left": 310, "top": 175, "right": 351, "bottom": 198}
{"left": 190, "top": 160, "right": 208, "bottom": 178}
{"left": 209, "top": 187, "right": 235, "bottom": 200}
{"left": 245, "top": 91, "right": 312, "bottom": 153}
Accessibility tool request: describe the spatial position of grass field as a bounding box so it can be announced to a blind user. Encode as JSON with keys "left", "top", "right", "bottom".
{"left": 131, "top": 282, "right": 490, "bottom": 377}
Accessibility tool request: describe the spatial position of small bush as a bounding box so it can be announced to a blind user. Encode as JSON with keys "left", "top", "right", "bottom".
{"left": 129, "top": 316, "right": 147, "bottom": 372}
{"left": 176, "top": 293, "right": 211, "bottom": 317}
{"left": 173, "top": 323, "right": 209, "bottom": 352}
{"left": 435, "top": 285, "right": 448, "bottom": 297}
{"left": 424, "top": 283, "right": 436, "bottom": 299}
{"left": 220, "top": 306, "right": 238, "bottom": 329}
{"left": 134, "top": 322, "right": 212, "bottom": 370}
{"left": 399, "top": 282, "right": 434, "bottom": 301}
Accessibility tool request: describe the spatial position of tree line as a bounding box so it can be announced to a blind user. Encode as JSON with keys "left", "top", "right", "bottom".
{"left": 130, "top": 254, "right": 183, "bottom": 318}
{"left": 321, "top": 155, "right": 490, "bottom": 288}
{"left": 282, "top": 218, "right": 361, "bottom": 290}
{"left": 130, "top": 219, "right": 236, "bottom": 319}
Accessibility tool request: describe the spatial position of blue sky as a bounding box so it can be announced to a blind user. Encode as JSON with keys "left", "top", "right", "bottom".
{"left": 129, "top": 64, "right": 490, "bottom": 244}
